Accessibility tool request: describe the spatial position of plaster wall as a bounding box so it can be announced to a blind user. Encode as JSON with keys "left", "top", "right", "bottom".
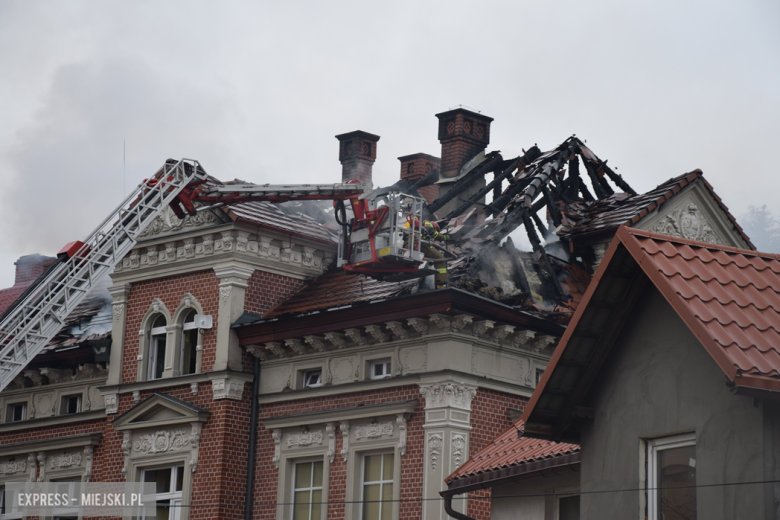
{"left": 491, "top": 469, "right": 580, "bottom": 520}
{"left": 580, "top": 284, "right": 767, "bottom": 519}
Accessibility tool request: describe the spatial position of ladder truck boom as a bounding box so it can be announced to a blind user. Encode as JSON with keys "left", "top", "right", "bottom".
{"left": 0, "top": 163, "right": 430, "bottom": 393}
{"left": 0, "top": 159, "right": 208, "bottom": 393}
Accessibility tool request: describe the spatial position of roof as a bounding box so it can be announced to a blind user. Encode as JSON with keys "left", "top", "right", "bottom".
{"left": 522, "top": 227, "right": 780, "bottom": 440}
{"left": 263, "top": 270, "right": 418, "bottom": 318}
{"left": 446, "top": 420, "right": 579, "bottom": 486}
{"left": 559, "top": 170, "right": 754, "bottom": 248}
{"left": 0, "top": 285, "right": 28, "bottom": 316}
{"left": 228, "top": 200, "right": 337, "bottom": 245}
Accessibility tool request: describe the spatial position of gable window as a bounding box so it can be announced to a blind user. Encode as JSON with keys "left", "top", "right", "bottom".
{"left": 180, "top": 310, "right": 198, "bottom": 376}
{"left": 303, "top": 370, "right": 322, "bottom": 389}
{"left": 143, "top": 465, "right": 184, "bottom": 520}
{"left": 59, "top": 394, "right": 82, "bottom": 415}
{"left": 647, "top": 433, "right": 696, "bottom": 520}
{"left": 148, "top": 315, "right": 168, "bottom": 380}
{"left": 5, "top": 402, "right": 26, "bottom": 423}
{"left": 369, "top": 359, "right": 391, "bottom": 380}
{"left": 361, "top": 452, "right": 393, "bottom": 520}
{"left": 293, "top": 460, "right": 324, "bottom": 520}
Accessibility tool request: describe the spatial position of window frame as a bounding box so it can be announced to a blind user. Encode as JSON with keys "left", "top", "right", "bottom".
{"left": 345, "top": 444, "right": 401, "bottom": 520}
{"left": 147, "top": 317, "right": 169, "bottom": 381}
{"left": 646, "top": 432, "right": 696, "bottom": 520}
{"left": 359, "top": 451, "right": 395, "bottom": 520}
{"left": 368, "top": 359, "right": 392, "bottom": 381}
{"left": 4, "top": 402, "right": 26, "bottom": 423}
{"left": 178, "top": 310, "right": 201, "bottom": 376}
{"left": 277, "top": 450, "right": 330, "bottom": 520}
{"left": 302, "top": 369, "right": 323, "bottom": 389}
{"left": 141, "top": 464, "right": 185, "bottom": 520}
{"left": 291, "top": 458, "right": 325, "bottom": 520}
{"left": 556, "top": 493, "right": 580, "bottom": 520}
{"left": 59, "top": 394, "right": 82, "bottom": 415}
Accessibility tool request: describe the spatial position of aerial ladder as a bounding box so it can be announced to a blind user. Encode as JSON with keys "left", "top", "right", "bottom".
{"left": 0, "top": 159, "right": 428, "bottom": 392}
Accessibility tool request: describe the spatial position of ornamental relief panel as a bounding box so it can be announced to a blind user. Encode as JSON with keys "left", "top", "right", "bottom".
{"left": 137, "top": 206, "right": 220, "bottom": 238}
{"left": 133, "top": 430, "right": 191, "bottom": 454}
{"left": 286, "top": 430, "right": 324, "bottom": 448}
{"left": 652, "top": 202, "right": 723, "bottom": 245}
{"left": 50, "top": 452, "right": 82, "bottom": 469}
{"left": 354, "top": 422, "right": 394, "bottom": 440}
{"left": 0, "top": 460, "right": 26, "bottom": 475}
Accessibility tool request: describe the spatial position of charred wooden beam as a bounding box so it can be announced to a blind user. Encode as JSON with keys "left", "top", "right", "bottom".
{"left": 599, "top": 161, "right": 637, "bottom": 195}
{"left": 566, "top": 156, "right": 581, "bottom": 200}
{"left": 444, "top": 157, "right": 520, "bottom": 220}
{"left": 503, "top": 237, "right": 532, "bottom": 295}
{"left": 578, "top": 178, "right": 595, "bottom": 201}
{"left": 521, "top": 211, "right": 563, "bottom": 299}
{"left": 427, "top": 153, "right": 503, "bottom": 214}
{"left": 542, "top": 185, "right": 562, "bottom": 228}
{"left": 581, "top": 156, "right": 609, "bottom": 199}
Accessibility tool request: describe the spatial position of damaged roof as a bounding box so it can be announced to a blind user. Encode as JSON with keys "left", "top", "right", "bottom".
{"left": 523, "top": 227, "right": 780, "bottom": 441}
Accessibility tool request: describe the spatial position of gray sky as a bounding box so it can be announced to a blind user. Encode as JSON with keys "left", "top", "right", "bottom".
{"left": 1, "top": 0, "right": 778, "bottom": 287}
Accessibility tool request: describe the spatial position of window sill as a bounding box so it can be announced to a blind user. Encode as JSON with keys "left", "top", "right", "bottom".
{"left": 0, "top": 410, "right": 105, "bottom": 433}
{"left": 99, "top": 369, "right": 253, "bottom": 396}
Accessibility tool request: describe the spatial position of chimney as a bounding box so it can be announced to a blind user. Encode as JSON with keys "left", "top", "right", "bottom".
{"left": 14, "top": 254, "right": 56, "bottom": 286}
{"left": 434, "top": 108, "right": 494, "bottom": 217}
{"left": 398, "top": 153, "right": 440, "bottom": 204}
{"left": 436, "top": 108, "right": 493, "bottom": 179}
{"left": 335, "top": 130, "right": 380, "bottom": 187}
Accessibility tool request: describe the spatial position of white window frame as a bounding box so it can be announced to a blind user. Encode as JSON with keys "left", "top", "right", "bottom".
{"left": 59, "top": 394, "right": 82, "bottom": 415}
{"left": 291, "top": 459, "right": 325, "bottom": 520}
{"left": 303, "top": 370, "right": 322, "bottom": 389}
{"left": 179, "top": 310, "right": 199, "bottom": 376}
{"left": 368, "top": 359, "right": 392, "bottom": 380}
{"left": 360, "top": 451, "right": 394, "bottom": 520}
{"left": 147, "top": 319, "right": 168, "bottom": 381}
{"left": 142, "top": 465, "right": 184, "bottom": 520}
{"left": 646, "top": 432, "right": 696, "bottom": 520}
{"left": 5, "top": 402, "right": 26, "bottom": 423}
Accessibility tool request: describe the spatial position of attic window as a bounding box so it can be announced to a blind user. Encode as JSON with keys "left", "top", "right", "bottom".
{"left": 60, "top": 394, "right": 82, "bottom": 415}
{"left": 303, "top": 370, "right": 322, "bottom": 389}
{"left": 369, "top": 359, "right": 391, "bottom": 380}
{"left": 5, "top": 402, "right": 26, "bottom": 423}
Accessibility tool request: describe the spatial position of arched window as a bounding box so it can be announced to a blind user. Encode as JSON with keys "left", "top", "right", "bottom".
{"left": 180, "top": 310, "right": 199, "bottom": 376}
{"left": 148, "top": 315, "right": 168, "bottom": 380}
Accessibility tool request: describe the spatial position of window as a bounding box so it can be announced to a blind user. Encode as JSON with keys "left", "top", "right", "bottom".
{"left": 59, "top": 394, "right": 82, "bottom": 415}
{"left": 647, "top": 433, "right": 696, "bottom": 520}
{"left": 303, "top": 370, "right": 322, "bottom": 388}
{"left": 148, "top": 315, "right": 168, "bottom": 380}
{"left": 536, "top": 369, "right": 544, "bottom": 385}
{"left": 558, "top": 495, "right": 580, "bottom": 520}
{"left": 5, "top": 402, "right": 26, "bottom": 423}
{"left": 180, "top": 310, "right": 198, "bottom": 376}
{"left": 143, "top": 465, "right": 184, "bottom": 520}
{"left": 293, "top": 460, "right": 323, "bottom": 520}
{"left": 369, "top": 360, "right": 391, "bottom": 380}
{"left": 361, "top": 453, "right": 393, "bottom": 520}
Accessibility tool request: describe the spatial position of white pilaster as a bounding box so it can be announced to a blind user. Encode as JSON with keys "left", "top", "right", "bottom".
{"left": 212, "top": 263, "right": 254, "bottom": 373}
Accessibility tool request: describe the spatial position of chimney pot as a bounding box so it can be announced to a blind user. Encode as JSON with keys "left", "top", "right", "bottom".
{"left": 435, "top": 108, "right": 493, "bottom": 179}
{"left": 335, "top": 130, "right": 380, "bottom": 187}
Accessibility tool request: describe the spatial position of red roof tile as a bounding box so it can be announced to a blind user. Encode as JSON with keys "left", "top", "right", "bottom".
{"left": 446, "top": 420, "right": 579, "bottom": 483}
{"left": 263, "top": 270, "right": 418, "bottom": 318}
{"left": 618, "top": 228, "right": 780, "bottom": 388}
{"left": 0, "top": 285, "right": 28, "bottom": 315}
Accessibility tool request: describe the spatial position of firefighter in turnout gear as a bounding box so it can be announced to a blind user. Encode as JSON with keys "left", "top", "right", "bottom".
{"left": 404, "top": 219, "right": 450, "bottom": 288}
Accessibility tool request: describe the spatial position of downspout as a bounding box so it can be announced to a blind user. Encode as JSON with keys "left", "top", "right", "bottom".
{"left": 244, "top": 356, "right": 261, "bottom": 520}
{"left": 440, "top": 490, "right": 479, "bottom": 520}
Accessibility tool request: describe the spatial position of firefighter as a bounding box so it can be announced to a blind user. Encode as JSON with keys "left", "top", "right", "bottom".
{"left": 404, "top": 219, "right": 450, "bottom": 288}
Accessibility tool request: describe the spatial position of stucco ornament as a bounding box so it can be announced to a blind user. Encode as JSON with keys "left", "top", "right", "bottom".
{"left": 429, "top": 434, "right": 443, "bottom": 471}
{"left": 287, "top": 430, "right": 324, "bottom": 447}
{"left": 451, "top": 315, "right": 473, "bottom": 332}
{"left": 513, "top": 330, "right": 536, "bottom": 348}
{"left": 419, "top": 382, "right": 478, "bottom": 411}
{"left": 272, "top": 429, "right": 282, "bottom": 470}
{"left": 138, "top": 205, "right": 217, "bottom": 238}
{"left": 121, "top": 432, "right": 131, "bottom": 478}
{"left": 355, "top": 422, "right": 394, "bottom": 439}
{"left": 406, "top": 317, "right": 429, "bottom": 335}
{"left": 397, "top": 415, "right": 408, "bottom": 457}
{"left": 452, "top": 435, "right": 466, "bottom": 469}
{"left": 190, "top": 423, "right": 202, "bottom": 473}
{"left": 50, "top": 452, "right": 82, "bottom": 469}
{"left": 340, "top": 421, "right": 351, "bottom": 461}
{"left": 365, "top": 324, "right": 388, "bottom": 343}
{"left": 324, "top": 332, "right": 347, "bottom": 349}
{"left": 27, "top": 453, "right": 37, "bottom": 482}
{"left": 385, "top": 321, "right": 408, "bottom": 340}
{"left": 428, "top": 314, "right": 451, "bottom": 332}
{"left": 219, "top": 285, "right": 232, "bottom": 302}
{"left": 36, "top": 452, "right": 47, "bottom": 482}
{"left": 326, "top": 423, "right": 336, "bottom": 464}
{"left": 0, "top": 460, "right": 26, "bottom": 475}
{"left": 345, "top": 328, "right": 367, "bottom": 346}
{"left": 304, "top": 336, "right": 327, "bottom": 352}
{"left": 113, "top": 303, "right": 125, "bottom": 321}
{"left": 652, "top": 202, "right": 722, "bottom": 244}
{"left": 134, "top": 430, "right": 191, "bottom": 454}
{"left": 285, "top": 338, "right": 307, "bottom": 356}
{"left": 83, "top": 446, "right": 94, "bottom": 482}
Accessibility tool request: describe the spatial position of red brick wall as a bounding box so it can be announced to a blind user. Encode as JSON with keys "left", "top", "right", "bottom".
{"left": 121, "top": 270, "right": 221, "bottom": 382}
{"left": 251, "top": 385, "right": 527, "bottom": 520}
{"left": 244, "top": 271, "right": 306, "bottom": 317}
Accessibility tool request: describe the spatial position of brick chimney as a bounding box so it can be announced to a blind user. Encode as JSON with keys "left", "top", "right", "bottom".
{"left": 434, "top": 108, "right": 494, "bottom": 217}
{"left": 436, "top": 108, "right": 493, "bottom": 179}
{"left": 14, "top": 254, "right": 55, "bottom": 286}
{"left": 335, "top": 130, "right": 380, "bottom": 187}
{"left": 398, "top": 153, "right": 440, "bottom": 204}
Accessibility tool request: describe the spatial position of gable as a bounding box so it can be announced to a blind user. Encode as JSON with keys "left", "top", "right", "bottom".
{"left": 111, "top": 393, "right": 209, "bottom": 431}
{"left": 137, "top": 205, "right": 231, "bottom": 240}
{"left": 635, "top": 178, "right": 751, "bottom": 249}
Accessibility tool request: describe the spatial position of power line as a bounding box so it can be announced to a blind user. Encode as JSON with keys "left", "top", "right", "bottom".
{"left": 139, "top": 478, "right": 780, "bottom": 508}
